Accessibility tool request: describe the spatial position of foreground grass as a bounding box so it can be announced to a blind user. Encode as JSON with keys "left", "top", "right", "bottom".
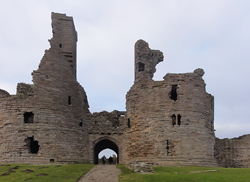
{"left": 0, "top": 163, "right": 94, "bottom": 182}
{"left": 117, "top": 165, "right": 250, "bottom": 182}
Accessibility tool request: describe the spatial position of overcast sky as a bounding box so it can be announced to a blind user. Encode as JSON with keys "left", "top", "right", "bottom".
{"left": 0, "top": 0, "right": 250, "bottom": 139}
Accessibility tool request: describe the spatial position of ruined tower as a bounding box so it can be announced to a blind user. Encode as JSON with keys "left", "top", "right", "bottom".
{"left": 0, "top": 13, "right": 91, "bottom": 164}
{"left": 125, "top": 40, "right": 217, "bottom": 166}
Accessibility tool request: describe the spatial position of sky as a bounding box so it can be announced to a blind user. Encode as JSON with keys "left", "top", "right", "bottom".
{"left": 0, "top": 0, "right": 250, "bottom": 141}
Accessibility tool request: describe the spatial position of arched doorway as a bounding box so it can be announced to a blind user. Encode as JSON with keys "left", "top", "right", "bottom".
{"left": 93, "top": 139, "right": 119, "bottom": 164}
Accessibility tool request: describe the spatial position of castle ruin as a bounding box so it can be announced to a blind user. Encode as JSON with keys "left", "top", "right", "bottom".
{"left": 0, "top": 13, "right": 250, "bottom": 168}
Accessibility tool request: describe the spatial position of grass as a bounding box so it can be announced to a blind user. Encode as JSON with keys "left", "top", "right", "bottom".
{"left": 2, "top": 163, "right": 250, "bottom": 182}
{"left": 117, "top": 165, "right": 250, "bottom": 182}
{"left": 0, "top": 163, "right": 94, "bottom": 182}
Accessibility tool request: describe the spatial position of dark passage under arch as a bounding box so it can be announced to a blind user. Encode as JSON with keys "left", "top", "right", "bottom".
{"left": 94, "top": 139, "right": 119, "bottom": 164}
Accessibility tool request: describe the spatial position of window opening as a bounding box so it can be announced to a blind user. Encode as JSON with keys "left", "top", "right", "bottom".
{"left": 79, "top": 121, "right": 83, "bottom": 127}
{"left": 50, "top": 159, "right": 55, "bottom": 163}
{"left": 166, "top": 140, "right": 170, "bottom": 155}
{"left": 170, "top": 85, "right": 177, "bottom": 101}
{"left": 59, "top": 44, "right": 62, "bottom": 48}
{"left": 171, "top": 114, "right": 176, "bottom": 126}
{"left": 177, "top": 114, "right": 181, "bottom": 126}
{"left": 138, "top": 62, "right": 145, "bottom": 72}
{"left": 24, "top": 112, "right": 34, "bottom": 123}
{"left": 68, "top": 96, "right": 71, "bottom": 105}
{"left": 127, "top": 118, "right": 131, "bottom": 128}
{"left": 25, "top": 136, "right": 39, "bottom": 154}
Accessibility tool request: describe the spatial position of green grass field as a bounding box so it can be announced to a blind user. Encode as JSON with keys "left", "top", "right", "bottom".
{"left": 0, "top": 163, "right": 94, "bottom": 182}
{"left": 1, "top": 164, "right": 250, "bottom": 182}
{"left": 117, "top": 165, "right": 250, "bottom": 182}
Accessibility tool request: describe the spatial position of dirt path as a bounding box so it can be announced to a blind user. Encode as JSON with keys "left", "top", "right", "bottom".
{"left": 78, "top": 165, "right": 121, "bottom": 182}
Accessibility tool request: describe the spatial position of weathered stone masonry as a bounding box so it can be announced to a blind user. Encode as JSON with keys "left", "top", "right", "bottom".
{"left": 125, "top": 40, "right": 216, "bottom": 166}
{"left": 0, "top": 12, "right": 250, "bottom": 167}
{"left": 0, "top": 13, "right": 91, "bottom": 164}
{"left": 215, "top": 135, "right": 250, "bottom": 168}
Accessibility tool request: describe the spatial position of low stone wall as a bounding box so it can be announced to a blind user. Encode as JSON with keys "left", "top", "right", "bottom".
{"left": 215, "top": 135, "right": 250, "bottom": 168}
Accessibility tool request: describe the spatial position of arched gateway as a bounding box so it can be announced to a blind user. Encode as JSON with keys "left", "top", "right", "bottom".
{"left": 93, "top": 138, "right": 119, "bottom": 164}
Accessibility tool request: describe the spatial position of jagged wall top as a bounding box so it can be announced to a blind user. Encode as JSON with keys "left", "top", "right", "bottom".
{"left": 49, "top": 12, "right": 77, "bottom": 78}
{"left": 32, "top": 13, "right": 78, "bottom": 85}
{"left": 134, "top": 40, "right": 163, "bottom": 81}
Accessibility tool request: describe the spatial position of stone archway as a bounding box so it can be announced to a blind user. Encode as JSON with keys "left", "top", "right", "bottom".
{"left": 93, "top": 139, "right": 119, "bottom": 164}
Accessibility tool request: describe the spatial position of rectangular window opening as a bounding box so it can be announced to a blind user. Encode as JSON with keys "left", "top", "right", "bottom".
{"left": 170, "top": 85, "right": 178, "bottom": 101}
{"left": 138, "top": 62, "right": 145, "bottom": 72}
{"left": 24, "top": 112, "right": 34, "bottom": 123}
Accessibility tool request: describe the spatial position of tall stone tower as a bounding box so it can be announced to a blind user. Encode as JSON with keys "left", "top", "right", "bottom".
{"left": 51, "top": 13, "right": 77, "bottom": 77}
{"left": 0, "top": 13, "right": 91, "bottom": 164}
{"left": 125, "top": 40, "right": 217, "bottom": 166}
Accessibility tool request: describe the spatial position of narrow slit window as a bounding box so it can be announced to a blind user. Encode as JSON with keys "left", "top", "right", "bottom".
{"left": 177, "top": 114, "right": 181, "bottom": 126}
{"left": 127, "top": 118, "right": 131, "bottom": 128}
{"left": 59, "top": 44, "right": 62, "bottom": 48}
{"left": 24, "top": 112, "right": 34, "bottom": 123}
{"left": 172, "top": 114, "right": 176, "bottom": 126}
{"left": 170, "top": 85, "right": 177, "bottom": 101}
{"left": 138, "top": 62, "right": 145, "bottom": 72}
{"left": 68, "top": 96, "right": 71, "bottom": 105}
{"left": 166, "top": 140, "right": 170, "bottom": 155}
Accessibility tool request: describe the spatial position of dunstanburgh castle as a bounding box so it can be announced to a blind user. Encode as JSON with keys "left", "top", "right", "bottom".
{"left": 0, "top": 13, "right": 249, "bottom": 168}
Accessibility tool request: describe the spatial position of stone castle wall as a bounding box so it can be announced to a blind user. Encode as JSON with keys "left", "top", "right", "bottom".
{"left": 125, "top": 40, "right": 217, "bottom": 166}
{"left": 215, "top": 135, "right": 250, "bottom": 168}
{"left": 0, "top": 12, "right": 250, "bottom": 167}
{"left": 0, "top": 13, "right": 91, "bottom": 164}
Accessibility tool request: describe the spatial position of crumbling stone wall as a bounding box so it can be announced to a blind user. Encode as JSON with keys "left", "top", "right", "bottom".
{"left": 91, "top": 110, "right": 126, "bottom": 130}
{"left": 0, "top": 13, "right": 91, "bottom": 164}
{"left": 1, "top": 12, "right": 250, "bottom": 168}
{"left": 0, "top": 89, "right": 10, "bottom": 98}
{"left": 215, "top": 135, "right": 250, "bottom": 168}
{"left": 125, "top": 40, "right": 217, "bottom": 167}
{"left": 134, "top": 40, "right": 163, "bottom": 81}
{"left": 88, "top": 110, "right": 127, "bottom": 164}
